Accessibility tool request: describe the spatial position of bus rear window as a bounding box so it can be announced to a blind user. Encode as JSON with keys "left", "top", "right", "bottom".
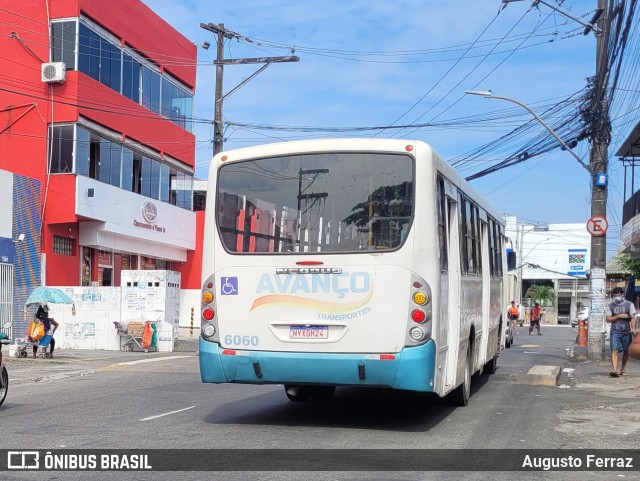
{"left": 216, "top": 152, "right": 414, "bottom": 253}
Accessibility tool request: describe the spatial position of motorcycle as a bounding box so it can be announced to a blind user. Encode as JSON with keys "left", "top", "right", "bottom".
{"left": 0, "top": 321, "right": 11, "bottom": 407}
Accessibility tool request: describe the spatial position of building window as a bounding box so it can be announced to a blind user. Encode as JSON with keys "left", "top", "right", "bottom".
{"left": 71, "top": 18, "right": 194, "bottom": 131}
{"left": 162, "top": 77, "right": 193, "bottom": 131}
{"left": 53, "top": 235, "right": 74, "bottom": 256}
{"left": 122, "top": 53, "right": 141, "bottom": 104}
{"left": 49, "top": 125, "right": 74, "bottom": 173}
{"left": 71, "top": 124, "right": 194, "bottom": 209}
{"left": 78, "top": 22, "right": 121, "bottom": 91}
{"left": 51, "top": 21, "right": 76, "bottom": 69}
{"left": 142, "top": 66, "right": 161, "bottom": 114}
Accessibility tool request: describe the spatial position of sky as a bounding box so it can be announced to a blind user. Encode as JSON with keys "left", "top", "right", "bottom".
{"left": 144, "top": 0, "right": 634, "bottom": 258}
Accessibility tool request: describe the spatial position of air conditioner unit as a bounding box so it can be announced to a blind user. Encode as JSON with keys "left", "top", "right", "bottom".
{"left": 41, "top": 62, "right": 66, "bottom": 83}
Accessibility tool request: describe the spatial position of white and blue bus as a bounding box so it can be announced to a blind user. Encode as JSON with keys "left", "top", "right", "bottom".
{"left": 199, "top": 139, "right": 506, "bottom": 405}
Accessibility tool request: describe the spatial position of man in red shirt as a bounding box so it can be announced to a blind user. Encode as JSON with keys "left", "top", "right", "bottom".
{"left": 529, "top": 302, "right": 542, "bottom": 336}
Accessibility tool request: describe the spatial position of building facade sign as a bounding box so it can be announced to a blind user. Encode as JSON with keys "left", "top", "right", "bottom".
{"left": 134, "top": 201, "right": 166, "bottom": 233}
{"left": 76, "top": 176, "right": 195, "bottom": 251}
{"left": 567, "top": 248, "right": 587, "bottom": 276}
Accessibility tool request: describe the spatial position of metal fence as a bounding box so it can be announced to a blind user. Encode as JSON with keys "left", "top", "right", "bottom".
{"left": 0, "top": 263, "right": 13, "bottom": 339}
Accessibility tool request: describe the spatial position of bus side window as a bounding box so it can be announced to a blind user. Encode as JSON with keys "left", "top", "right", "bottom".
{"left": 436, "top": 177, "right": 448, "bottom": 271}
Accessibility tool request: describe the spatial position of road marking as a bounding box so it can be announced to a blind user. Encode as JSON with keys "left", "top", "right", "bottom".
{"left": 520, "top": 344, "right": 540, "bottom": 348}
{"left": 523, "top": 351, "right": 540, "bottom": 354}
{"left": 117, "top": 355, "right": 192, "bottom": 366}
{"left": 139, "top": 406, "right": 196, "bottom": 422}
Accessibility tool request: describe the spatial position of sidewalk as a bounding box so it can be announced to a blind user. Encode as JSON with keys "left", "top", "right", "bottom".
{"left": 5, "top": 347, "right": 198, "bottom": 386}
{"left": 557, "top": 339, "right": 640, "bottom": 445}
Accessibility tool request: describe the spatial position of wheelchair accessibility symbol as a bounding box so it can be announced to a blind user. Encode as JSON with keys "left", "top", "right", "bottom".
{"left": 221, "top": 277, "right": 238, "bottom": 295}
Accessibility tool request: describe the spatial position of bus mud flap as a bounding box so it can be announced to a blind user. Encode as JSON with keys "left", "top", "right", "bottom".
{"left": 252, "top": 361, "right": 263, "bottom": 379}
{"left": 358, "top": 362, "right": 366, "bottom": 380}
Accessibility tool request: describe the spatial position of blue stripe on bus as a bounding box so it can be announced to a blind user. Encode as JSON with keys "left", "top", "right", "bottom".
{"left": 199, "top": 338, "right": 436, "bottom": 392}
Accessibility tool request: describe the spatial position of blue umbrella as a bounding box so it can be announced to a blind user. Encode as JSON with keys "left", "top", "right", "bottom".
{"left": 25, "top": 286, "right": 74, "bottom": 306}
{"left": 625, "top": 275, "right": 636, "bottom": 303}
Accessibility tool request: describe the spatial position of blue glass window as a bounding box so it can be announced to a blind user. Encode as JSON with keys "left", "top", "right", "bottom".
{"left": 122, "top": 148, "right": 134, "bottom": 192}
{"left": 99, "top": 140, "right": 112, "bottom": 185}
{"left": 109, "top": 143, "right": 122, "bottom": 187}
{"left": 150, "top": 159, "right": 160, "bottom": 200}
{"left": 142, "top": 67, "right": 161, "bottom": 114}
{"left": 51, "top": 21, "right": 76, "bottom": 70}
{"left": 140, "top": 156, "right": 153, "bottom": 197}
{"left": 122, "top": 53, "right": 140, "bottom": 103}
{"left": 160, "top": 164, "right": 170, "bottom": 203}
{"left": 49, "top": 125, "right": 74, "bottom": 174}
{"left": 75, "top": 126, "right": 91, "bottom": 177}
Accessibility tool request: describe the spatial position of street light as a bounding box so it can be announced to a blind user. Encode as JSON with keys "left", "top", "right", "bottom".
{"left": 464, "top": 90, "right": 591, "bottom": 173}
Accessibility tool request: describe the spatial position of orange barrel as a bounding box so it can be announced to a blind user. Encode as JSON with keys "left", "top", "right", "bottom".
{"left": 577, "top": 319, "right": 588, "bottom": 347}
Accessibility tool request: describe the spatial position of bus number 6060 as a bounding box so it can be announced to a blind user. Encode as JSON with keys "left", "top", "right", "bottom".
{"left": 224, "top": 335, "right": 259, "bottom": 346}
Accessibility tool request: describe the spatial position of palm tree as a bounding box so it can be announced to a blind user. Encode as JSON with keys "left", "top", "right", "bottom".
{"left": 525, "top": 284, "right": 555, "bottom": 307}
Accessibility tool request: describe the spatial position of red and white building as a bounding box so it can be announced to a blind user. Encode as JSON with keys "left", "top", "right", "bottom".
{"left": 0, "top": 0, "right": 205, "bottom": 327}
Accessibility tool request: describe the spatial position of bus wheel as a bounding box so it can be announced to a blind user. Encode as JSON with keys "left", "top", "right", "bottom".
{"left": 483, "top": 332, "right": 500, "bottom": 375}
{"left": 309, "top": 386, "right": 336, "bottom": 401}
{"left": 285, "top": 385, "right": 310, "bottom": 402}
{"left": 449, "top": 344, "right": 472, "bottom": 407}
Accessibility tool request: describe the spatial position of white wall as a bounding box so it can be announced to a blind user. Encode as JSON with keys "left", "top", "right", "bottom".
{"left": 47, "top": 287, "right": 121, "bottom": 351}
{"left": 179, "top": 289, "right": 201, "bottom": 331}
{"left": 0, "top": 170, "right": 13, "bottom": 239}
{"left": 45, "top": 284, "right": 178, "bottom": 352}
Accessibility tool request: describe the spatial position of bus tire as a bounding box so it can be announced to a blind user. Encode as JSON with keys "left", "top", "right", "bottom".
{"left": 0, "top": 366, "right": 8, "bottom": 407}
{"left": 449, "top": 343, "right": 472, "bottom": 407}
{"left": 309, "top": 386, "right": 336, "bottom": 401}
{"left": 285, "top": 385, "right": 310, "bottom": 402}
{"left": 483, "top": 330, "right": 500, "bottom": 375}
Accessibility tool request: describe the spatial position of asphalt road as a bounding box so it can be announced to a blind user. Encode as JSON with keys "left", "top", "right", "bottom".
{"left": 0, "top": 325, "right": 633, "bottom": 480}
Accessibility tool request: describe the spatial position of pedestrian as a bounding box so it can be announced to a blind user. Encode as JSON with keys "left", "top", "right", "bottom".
{"left": 33, "top": 305, "right": 58, "bottom": 358}
{"left": 529, "top": 302, "right": 543, "bottom": 335}
{"left": 605, "top": 287, "right": 636, "bottom": 377}
{"left": 508, "top": 301, "right": 519, "bottom": 335}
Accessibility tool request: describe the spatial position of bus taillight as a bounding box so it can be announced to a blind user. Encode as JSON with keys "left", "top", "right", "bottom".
{"left": 202, "top": 291, "right": 214, "bottom": 304}
{"left": 412, "top": 291, "right": 428, "bottom": 305}
{"left": 203, "top": 308, "right": 215, "bottom": 321}
{"left": 411, "top": 309, "right": 426, "bottom": 323}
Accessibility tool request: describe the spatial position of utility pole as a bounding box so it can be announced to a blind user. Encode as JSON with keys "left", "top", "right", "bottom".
{"left": 498, "top": 0, "right": 611, "bottom": 361}
{"left": 587, "top": 0, "right": 611, "bottom": 362}
{"left": 213, "top": 25, "right": 226, "bottom": 158}
{"left": 200, "top": 23, "right": 300, "bottom": 156}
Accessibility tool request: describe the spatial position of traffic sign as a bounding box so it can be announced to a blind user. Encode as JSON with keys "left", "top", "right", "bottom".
{"left": 586, "top": 215, "right": 608, "bottom": 236}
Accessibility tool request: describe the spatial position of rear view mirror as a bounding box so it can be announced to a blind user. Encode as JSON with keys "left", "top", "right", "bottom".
{"left": 507, "top": 251, "right": 517, "bottom": 271}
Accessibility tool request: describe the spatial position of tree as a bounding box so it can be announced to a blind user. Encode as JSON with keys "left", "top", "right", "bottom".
{"left": 525, "top": 284, "right": 555, "bottom": 307}
{"left": 613, "top": 254, "right": 640, "bottom": 278}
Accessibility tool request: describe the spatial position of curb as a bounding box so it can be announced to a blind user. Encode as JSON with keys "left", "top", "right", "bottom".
{"left": 9, "top": 369, "right": 97, "bottom": 386}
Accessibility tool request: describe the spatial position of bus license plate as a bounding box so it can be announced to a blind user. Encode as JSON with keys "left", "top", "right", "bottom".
{"left": 290, "top": 326, "right": 328, "bottom": 339}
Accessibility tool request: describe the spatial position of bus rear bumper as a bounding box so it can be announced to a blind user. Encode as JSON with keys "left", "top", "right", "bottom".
{"left": 199, "top": 338, "right": 436, "bottom": 392}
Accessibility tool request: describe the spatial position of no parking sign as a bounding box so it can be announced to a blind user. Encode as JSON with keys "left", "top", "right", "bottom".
{"left": 586, "top": 215, "right": 608, "bottom": 237}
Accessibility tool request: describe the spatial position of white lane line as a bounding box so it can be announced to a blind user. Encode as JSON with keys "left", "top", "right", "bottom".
{"left": 117, "top": 355, "right": 192, "bottom": 366}
{"left": 139, "top": 406, "right": 196, "bottom": 422}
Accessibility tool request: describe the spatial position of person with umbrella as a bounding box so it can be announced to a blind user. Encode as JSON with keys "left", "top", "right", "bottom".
{"left": 32, "top": 305, "right": 59, "bottom": 358}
